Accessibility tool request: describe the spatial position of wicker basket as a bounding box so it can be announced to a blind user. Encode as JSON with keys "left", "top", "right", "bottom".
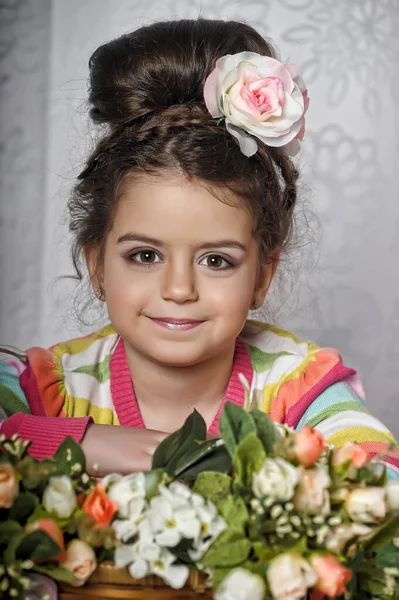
{"left": 58, "top": 562, "right": 213, "bottom": 599}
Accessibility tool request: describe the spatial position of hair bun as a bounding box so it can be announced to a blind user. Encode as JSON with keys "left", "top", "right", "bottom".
{"left": 87, "top": 22, "right": 215, "bottom": 129}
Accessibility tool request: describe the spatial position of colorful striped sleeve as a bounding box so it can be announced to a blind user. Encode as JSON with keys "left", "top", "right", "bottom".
{"left": 0, "top": 352, "right": 92, "bottom": 459}
{"left": 292, "top": 375, "right": 399, "bottom": 480}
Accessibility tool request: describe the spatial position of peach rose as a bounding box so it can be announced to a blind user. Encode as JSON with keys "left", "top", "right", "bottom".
{"left": 294, "top": 426, "right": 327, "bottom": 468}
{"left": 0, "top": 462, "right": 19, "bottom": 508}
{"left": 294, "top": 466, "right": 331, "bottom": 515}
{"left": 332, "top": 442, "right": 370, "bottom": 469}
{"left": 82, "top": 483, "right": 118, "bottom": 528}
{"left": 25, "top": 518, "right": 65, "bottom": 562}
{"left": 267, "top": 553, "right": 317, "bottom": 600}
{"left": 310, "top": 554, "right": 352, "bottom": 598}
{"left": 60, "top": 540, "right": 97, "bottom": 587}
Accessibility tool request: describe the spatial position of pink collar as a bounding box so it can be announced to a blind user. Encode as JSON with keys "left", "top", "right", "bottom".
{"left": 110, "top": 336, "right": 253, "bottom": 434}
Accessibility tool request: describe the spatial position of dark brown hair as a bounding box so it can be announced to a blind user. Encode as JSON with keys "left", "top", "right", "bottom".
{"left": 69, "top": 18, "right": 299, "bottom": 282}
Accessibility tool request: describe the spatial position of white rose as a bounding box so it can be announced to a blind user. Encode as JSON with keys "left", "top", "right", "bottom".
{"left": 204, "top": 52, "right": 307, "bottom": 157}
{"left": 267, "top": 553, "right": 317, "bottom": 600}
{"left": 60, "top": 540, "right": 97, "bottom": 587}
{"left": 252, "top": 457, "right": 299, "bottom": 502}
{"left": 43, "top": 475, "right": 77, "bottom": 519}
{"left": 293, "top": 466, "right": 331, "bottom": 515}
{"left": 102, "top": 472, "right": 146, "bottom": 518}
{"left": 215, "top": 568, "right": 265, "bottom": 600}
{"left": 385, "top": 480, "right": 399, "bottom": 511}
{"left": 345, "top": 487, "right": 387, "bottom": 524}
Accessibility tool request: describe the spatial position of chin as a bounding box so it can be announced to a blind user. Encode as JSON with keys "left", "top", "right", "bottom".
{"left": 150, "top": 350, "right": 206, "bottom": 368}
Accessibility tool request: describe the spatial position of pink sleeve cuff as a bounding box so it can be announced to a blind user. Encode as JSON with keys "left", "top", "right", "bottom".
{"left": 1, "top": 413, "right": 93, "bottom": 460}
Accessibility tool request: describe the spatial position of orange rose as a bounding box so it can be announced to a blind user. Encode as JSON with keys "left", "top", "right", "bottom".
{"left": 310, "top": 555, "right": 352, "bottom": 598}
{"left": 25, "top": 518, "right": 66, "bottom": 562}
{"left": 332, "top": 441, "right": 370, "bottom": 469}
{"left": 294, "top": 426, "right": 327, "bottom": 467}
{"left": 0, "top": 462, "right": 19, "bottom": 508}
{"left": 82, "top": 483, "right": 117, "bottom": 528}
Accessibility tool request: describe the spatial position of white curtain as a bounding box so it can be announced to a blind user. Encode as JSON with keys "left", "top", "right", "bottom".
{"left": 1, "top": 0, "right": 398, "bottom": 437}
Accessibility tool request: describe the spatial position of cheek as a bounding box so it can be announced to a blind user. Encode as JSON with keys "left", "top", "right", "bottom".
{"left": 103, "top": 260, "right": 154, "bottom": 308}
{"left": 202, "top": 269, "right": 256, "bottom": 313}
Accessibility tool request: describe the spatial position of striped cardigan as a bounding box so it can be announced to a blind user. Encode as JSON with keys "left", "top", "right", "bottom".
{"left": 1, "top": 320, "right": 398, "bottom": 477}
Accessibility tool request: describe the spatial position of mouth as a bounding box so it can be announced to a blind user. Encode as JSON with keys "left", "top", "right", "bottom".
{"left": 147, "top": 317, "right": 205, "bottom": 331}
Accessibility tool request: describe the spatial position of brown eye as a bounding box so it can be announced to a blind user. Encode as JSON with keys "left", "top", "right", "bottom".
{"left": 139, "top": 251, "right": 157, "bottom": 263}
{"left": 129, "top": 250, "right": 161, "bottom": 265}
{"left": 200, "top": 254, "right": 233, "bottom": 269}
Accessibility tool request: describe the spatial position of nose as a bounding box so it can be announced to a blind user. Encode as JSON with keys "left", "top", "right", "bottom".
{"left": 161, "top": 256, "right": 199, "bottom": 304}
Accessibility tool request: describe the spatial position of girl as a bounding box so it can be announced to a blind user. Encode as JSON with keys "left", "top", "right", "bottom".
{"left": 0, "top": 18, "right": 398, "bottom": 478}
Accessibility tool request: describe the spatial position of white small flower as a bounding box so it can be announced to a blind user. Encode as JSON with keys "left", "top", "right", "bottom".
{"left": 385, "top": 480, "right": 399, "bottom": 512}
{"left": 115, "top": 537, "right": 163, "bottom": 580}
{"left": 150, "top": 547, "right": 189, "bottom": 589}
{"left": 252, "top": 457, "right": 299, "bottom": 502}
{"left": 42, "top": 475, "right": 77, "bottom": 519}
{"left": 346, "top": 487, "right": 387, "bottom": 524}
{"left": 267, "top": 553, "right": 317, "bottom": 600}
{"left": 215, "top": 568, "right": 265, "bottom": 600}
{"left": 148, "top": 491, "right": 201, "bottom": 547}
{"left": 111, "top": 495, "right": 146, "bottom": 542}
{"left": 188, "top": 499, "right": 227, "bottom": 560}
{"left": 102, "top": 473, "right": 146, "bottom": 518}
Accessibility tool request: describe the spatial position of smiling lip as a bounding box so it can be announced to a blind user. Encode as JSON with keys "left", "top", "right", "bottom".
{"left": 149, "top": 317, "right": 204, "bottom": 331}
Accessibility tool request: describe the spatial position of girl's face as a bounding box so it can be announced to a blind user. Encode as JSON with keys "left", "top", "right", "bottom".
{"left": 92, "top": 173, "right": 276, "bottom": 367}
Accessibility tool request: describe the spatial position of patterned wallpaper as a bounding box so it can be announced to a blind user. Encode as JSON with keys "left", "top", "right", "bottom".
{"left": 0, "top": 0, "right": 398, "bottom": 436}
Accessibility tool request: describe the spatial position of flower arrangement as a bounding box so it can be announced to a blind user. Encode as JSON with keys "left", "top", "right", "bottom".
{"left": 1, "top": 400, "right": 399, "bottom": 600}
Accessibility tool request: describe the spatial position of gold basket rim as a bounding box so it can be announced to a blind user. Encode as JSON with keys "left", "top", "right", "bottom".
{"left": 84, "top": 561, "right": 210, "bottom": 592}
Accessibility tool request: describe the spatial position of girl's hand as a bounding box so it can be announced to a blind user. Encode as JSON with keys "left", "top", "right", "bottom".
{"left": 81, "top": 423, "right": 168, "bottom": 477}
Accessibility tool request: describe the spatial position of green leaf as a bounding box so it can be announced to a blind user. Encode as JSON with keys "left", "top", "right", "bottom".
{"left": 218, "top": 495, "right": 248, "bottom": 531}
{"left": 9, "top": 491, "right": 38, "bottom": 522}
{"left": 53, "top": 436, "right": 86, "bottom": 473}
{"left": 233, "top": 432, "right": 266, "bottom": 488}
{"left": 376, "top": 543, "right": 399, "bottom": 569}
{"left": 172, "top": 437, "right": 229, "bottom": 477}
{"left": 16, "top": 455, "right": 57, "bottom": 490}
{"left": 364, "top": 514, "right": 399, "bottom": 551}
{"left": 193, "top": 472, "right": 232, "bottom": 506}
{"left": 250, "top": 408, "right": 276, "bottom": 454}
{"left": 33, "top": 564, "right": 78, "bottom": 585}
{"left": 175, "top": 444, "right": 232, "bottom": 481}
{"left": 144, "top": 469, "right": 169, "bottom": 500}
{"left": 16, "top": 530, "right": 62, "bottom": 561}
{"left": 211, "top": 567, "right": 234, "bottom": 590}
{"left": 152, "top": 410, "right": 206, "bottom": 471}
{"left": 219, "top": 402, "right": 256, "bottom": 458}
{"left": 253, "top": 537, "right": 307, "bottom": 562}
{"left": 200, "top": 528, "right": 251, "bottom": 567}
{"left": 0, "top": 520, "right": 23, "bottom": 544}
{"left": 4, "top": 531, "right": 26, "bottom": 563}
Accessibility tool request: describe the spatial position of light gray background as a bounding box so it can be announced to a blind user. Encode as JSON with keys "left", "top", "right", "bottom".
{"left": 1, "top": 0, "right": 398, "bottom": 437}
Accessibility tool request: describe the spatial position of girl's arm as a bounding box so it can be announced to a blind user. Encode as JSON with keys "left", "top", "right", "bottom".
{"left": 0, "top": 354, "right": 93, "bottom": 457}
{"left": 0, "top": 356, "right": 167, "bottom": 474}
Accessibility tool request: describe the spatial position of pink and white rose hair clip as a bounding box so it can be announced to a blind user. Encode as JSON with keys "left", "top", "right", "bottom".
{"left": 203, "top": 52, "right": 309, "bottom": 157}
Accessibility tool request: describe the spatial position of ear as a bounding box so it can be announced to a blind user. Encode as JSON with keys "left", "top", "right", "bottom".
{"left": 84, "top": 245, "right": 102, "bottom": 292}
{"left": 254, "top": 249, "right": 280, "bottom": 305}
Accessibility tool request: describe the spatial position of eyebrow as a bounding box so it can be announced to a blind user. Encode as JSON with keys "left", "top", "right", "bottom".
{"left": 117, "top": 233, "right": 247, "bottom": 252}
